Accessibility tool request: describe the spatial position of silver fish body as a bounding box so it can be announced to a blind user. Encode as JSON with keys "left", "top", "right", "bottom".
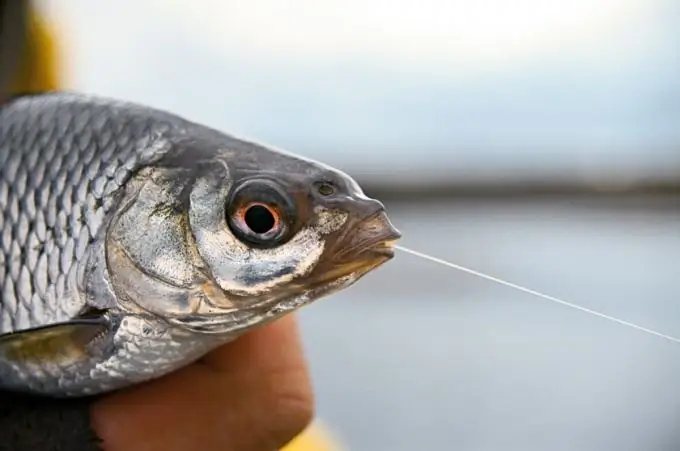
{"left": 0, "top": 93, "right": 400, "bottom": 397}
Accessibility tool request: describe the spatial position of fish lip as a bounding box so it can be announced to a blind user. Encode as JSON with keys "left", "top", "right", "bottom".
{"left": 332, "top": 211, "right": 402, "bottom": 262}
{"left": 300, "top": 239, "right": 398, "bottom": 292}
{"left": 360, "top": 239, "right": 398, "bottom": 259}
{"left": 307, "top": 252, "right": 391, "bottom": 292}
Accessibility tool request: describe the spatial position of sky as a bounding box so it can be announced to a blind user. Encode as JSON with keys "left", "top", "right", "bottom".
{"left": 38, "top": 0, "right": 680, "bottom": 185}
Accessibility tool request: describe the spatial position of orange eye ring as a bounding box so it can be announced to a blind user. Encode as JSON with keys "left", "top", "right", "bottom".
{"left": 235, "top": 202, "right": 282, "bottom": 236}
{"left": 226, "top": 178, "right": 295, "bottom": 247}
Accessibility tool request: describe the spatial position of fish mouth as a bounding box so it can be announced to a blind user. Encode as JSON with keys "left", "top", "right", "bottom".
{"left": 332, "top": 210, "right": 402, "bottom": 263}
{"left": 300, "top": 220, "right": 401, "bottom": 295}
{"left": 322, "top": 244, "right": 395, "bottom": 284}
{"left": 298, "top": 211, "right": 401, "bottom": 293}
{"left": 359, "top": 239, "right": 398, "bottom": 259}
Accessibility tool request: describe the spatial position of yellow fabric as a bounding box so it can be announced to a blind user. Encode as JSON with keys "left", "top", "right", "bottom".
{"left": 284, "top": 422, "right": 342, "bottom": 451}
{"left": 11, "top": 11, "right": 61, "bottom": 94}
{"left": 13, "top": 5, "right": 342, "bottom": 451}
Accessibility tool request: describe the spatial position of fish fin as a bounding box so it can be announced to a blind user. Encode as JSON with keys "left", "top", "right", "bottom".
{"left": 0, "top": 318, "right": 109, "bottom": 365}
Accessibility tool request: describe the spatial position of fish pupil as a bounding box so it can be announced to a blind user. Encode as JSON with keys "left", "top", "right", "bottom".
{"left": 244, "top": 205, "right": 275, "bottom": 234}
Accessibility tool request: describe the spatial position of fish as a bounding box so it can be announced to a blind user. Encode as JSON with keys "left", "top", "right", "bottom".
{"left": 0, "top": 92, "right": 401, "bottom": 397}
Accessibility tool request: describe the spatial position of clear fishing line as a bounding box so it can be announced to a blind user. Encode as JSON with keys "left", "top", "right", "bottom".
{"left": 395, "top": 245, "right": 680, "bottom": 345}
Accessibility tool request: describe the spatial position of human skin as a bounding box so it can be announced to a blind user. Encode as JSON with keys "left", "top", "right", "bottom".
{"left": 91, "top": 315, "right": 314, "bottom": 451}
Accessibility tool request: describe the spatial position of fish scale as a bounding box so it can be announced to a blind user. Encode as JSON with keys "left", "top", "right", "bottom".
{"left": 0, "top": 94, "right": 177, "bottom": 332}
{"left": 0, "top": 94, "right": 201, "bottom": 395}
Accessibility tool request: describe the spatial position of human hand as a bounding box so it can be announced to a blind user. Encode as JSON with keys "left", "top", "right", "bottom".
{"left": 91, "top": 315, "right": 314, "bottom": 451}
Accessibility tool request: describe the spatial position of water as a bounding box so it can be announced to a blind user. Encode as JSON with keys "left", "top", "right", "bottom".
{"left": 298, "top": 196, "right": 680, "bottom": 451}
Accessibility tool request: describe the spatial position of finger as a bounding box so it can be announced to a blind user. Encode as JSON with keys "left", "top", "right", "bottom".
{"left": 91, "top": 315, "right": 314, "bottom": 451}
{"left": 92, "top": 365, "right": 221, "bottom": 451}
{"left": 201, "top": 314, "right": 309, "bottom": 375}
{"left": 200, "top": 314, "right": 315, "bottom": 447}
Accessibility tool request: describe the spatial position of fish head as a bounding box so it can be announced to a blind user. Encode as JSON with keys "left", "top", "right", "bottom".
{"left": 220, "top": 152, "right": 401, "bottom": 299}
{"left": 106, "top": 132, "right": 401, "bottom": 333}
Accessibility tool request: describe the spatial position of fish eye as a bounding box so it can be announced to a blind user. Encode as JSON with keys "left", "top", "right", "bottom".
{"left": 226, "top": 179, "right": 295, "bottom": 247}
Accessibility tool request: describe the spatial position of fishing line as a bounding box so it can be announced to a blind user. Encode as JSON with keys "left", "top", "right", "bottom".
{"left": 395, "top": 245, "right": 680, "bottom": 345}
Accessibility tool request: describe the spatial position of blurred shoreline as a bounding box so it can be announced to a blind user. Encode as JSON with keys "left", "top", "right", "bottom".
{"left": 362, "top": 180, "right": 680, "bottom": 203}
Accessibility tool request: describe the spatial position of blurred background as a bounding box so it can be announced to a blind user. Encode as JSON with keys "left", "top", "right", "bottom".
{"left": 35, "top": 1, "right": 680, "bottom": 450}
